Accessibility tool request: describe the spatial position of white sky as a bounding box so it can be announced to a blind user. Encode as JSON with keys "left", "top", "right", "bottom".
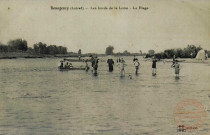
{"left": 0, "top": 0, "right": 209, "bottom": 53}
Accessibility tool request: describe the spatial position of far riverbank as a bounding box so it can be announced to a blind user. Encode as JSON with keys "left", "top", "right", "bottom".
{"left": 1, "top": 52, "right": 209, "bottom": 64}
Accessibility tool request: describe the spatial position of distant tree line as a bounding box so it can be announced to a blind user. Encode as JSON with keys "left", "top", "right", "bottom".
{"left": 145, "top": 45, "right": 205, "bottom": 59}
{"left": 0, "top": 39, "right": 67, "bottom": 55}
{"left": 116, "top": 50, "right": 132, "bottom": 56}
{"left": 156, "top": 45, "right": 202, "bottom": 59}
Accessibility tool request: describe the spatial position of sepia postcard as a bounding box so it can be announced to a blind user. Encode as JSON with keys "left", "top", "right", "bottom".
{"left": 0, "top": 0, "right": 209, "bottom": 134}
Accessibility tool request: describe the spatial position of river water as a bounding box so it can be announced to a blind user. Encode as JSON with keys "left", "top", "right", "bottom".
{"left": 0, "top": 56, "right": 209, "bottom": 135}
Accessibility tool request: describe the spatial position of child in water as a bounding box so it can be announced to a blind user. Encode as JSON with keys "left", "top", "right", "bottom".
{"left": 118, "top": 58, "right": 127, "bottom": 77}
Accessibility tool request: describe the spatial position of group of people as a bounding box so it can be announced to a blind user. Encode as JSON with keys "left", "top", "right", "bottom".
{"left": 108, "top": 55, "right": 181, "bottom": 77}
{"left": 85, "top": 55, "right": 99, "bottom": 75}
{"left": 85, "top": 55, "right": 129, "bottom": 77}
{"left": 60, "top": 55, "right": 181, "bottom": 77}
{"left": 86, "top": 55, "right": 166, "bottom": 77}
{"left": 58, "top": 60, "right": 73, "bottom": 69}
{"left": 106, "top": 56, "right": 140, "bottom": 77}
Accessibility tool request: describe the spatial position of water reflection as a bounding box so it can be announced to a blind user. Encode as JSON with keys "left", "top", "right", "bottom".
{"left": 175, "top": 76, "right": 180, "bottom": 81}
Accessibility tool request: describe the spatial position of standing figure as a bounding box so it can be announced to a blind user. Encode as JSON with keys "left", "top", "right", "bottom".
{"left": 69, "top": 63, "right": 73, "bottom": 69}
{"left": 134, "top": 59, "right": 140, "bottom": 74}
{"left": 133, "top": 55, "right": 138, "bottom": 62}
{"left": 92, "top": 56, "right": 99, "bottom": 75}
{"left": 117, "top": 57, "right": 121, "bottom": 63}
{"left": 59, "top": 61, "right": 64, "bottom": 69}
{"left": 107, "top": 58, "right": 114, "bottom": 72}
{"left": 173, "top": 60, "right": 180, "bottom": 77}
{"left": 65, "top": 62, "right": 70, "bottom": 69}
{"left": 172, "top": 55, "right": 176, "bottom": 65}
{"left": 118, "top": 58, "right": 126, "bottom": 77}
{"left": 90, "top": 55, "right": 95, "bottom": 71}
{"left": 205, "top": 51, "right": 208, "bottom": 60}
{"left": 173, "top": 55, "right": 176, "bottom": 61}
{"left": 190, "top": 53, "right": 193, "bottom": 59}
{"left": 85, "top": 60, "right": 90, "bottom": 72}
{"left": 152, "top": 56, "right": 157, "bottom": 75}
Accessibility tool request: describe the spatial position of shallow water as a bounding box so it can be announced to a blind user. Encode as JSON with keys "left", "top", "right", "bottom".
{"left": 0, "top": 57, "right": 210, "bottom": 135}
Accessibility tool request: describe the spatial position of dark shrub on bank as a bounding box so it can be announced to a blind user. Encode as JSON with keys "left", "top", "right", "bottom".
{"left": 0, "top": 39, "right": 28, "bottom": 52}
{"left": 105, "top": 46, "right": 114, "bottom": 55}
{"left": 8, "top": 39, "right": 28, "bottom": 52}
{"left": 0, "top": 43, "right": 8, "bottom": 52}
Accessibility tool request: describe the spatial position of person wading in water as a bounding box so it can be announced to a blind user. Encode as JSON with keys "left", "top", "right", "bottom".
{"left": 107, "top": 58, "right": 114, "bottom": 72}
{"left": 91, "top": 56, "right": 99, "bottom": 75}
{"left": 118, "top": 58, "right": 127, "bottom": 77}
{"left": 171, "top": 60, "right": 181, "bottom": 77}
{"left": 152, "top": 56, "right": 157, "bottom": 75}
{"left": 134, "top": 59, "right": 140, "bottom": 75}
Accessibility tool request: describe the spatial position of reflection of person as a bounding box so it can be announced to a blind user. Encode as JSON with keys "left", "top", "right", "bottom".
{"left": 134, "top": 59, "right": 140, "bottom": 74}
{"left": 107, "top": 59, "right": 114, "bottom": 72}
{"left": 152, "top": 57, "right": 157, "bottom": 74}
